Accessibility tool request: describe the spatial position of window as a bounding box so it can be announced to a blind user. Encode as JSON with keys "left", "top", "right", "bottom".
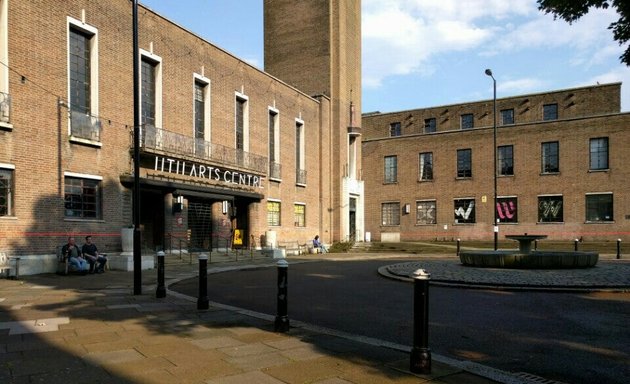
{"left": 141, "top": 58, "right": 157, "bottom": 127}
{"left": 235, "top": 96, "right": 246, "bottom": 150}
{"left": 586, "top": 193, "right": 613, "bottom": 222}
{"left": 194, "top": 82, "right": 205, "bottom": 140}
{"left": 543, "top": 103, "right": 558, "bottom": 121}
{"left": 541, "top": 141, "right": 559, "bottom": 173}
{"left": 424, "top": 118, "right": 436, "bottom": 133}
{"left": 456, "top": 149, "right": 472, "bottom": 178}
{"left": 68, "top": 18, "right": 99, "bottom": 141}
{"left": 295, "top": 119, "right": 306, "bottom": 185}
{"left": 389, "top": 122, "right": 401, "bottom": 137}
{"left": 294, "top": 204, "right": 305, "bottom": 227}
{"left": 267, "top": 200, "right": 281, "bottom": 226}
{"left": 454, "top": 198, "right": 475, "bottom": 224}
{"left": 384, "top": 155, "right": 397, "bottom": 183}
{"left": 268, "top": 108, "right": 280, "bottom": 179}
{"left": 0, "top": 165, "right": 14, "bottom": 216}
{"left": 589, "top": 137, "right": 609, "bottom": 170}
{"left": 498, "top": 145, "right": 514, "bottom": 176}
{"left": 0, "top": 0, "right": 8, "bottom": 123}
{"left": 416, "top": 200, "right": 436, "bottom": 225}
{"left": 501, "top": 109, "right": 514, "bottom": 125}
{"left": 497, "top": 197, "right": 518, "bottom": 223}
{"left": 193, "top": 75, "right": 210, "bottom": 156}
{"left": 381, "top": 202, "right": 400, "bottom": 226}
{"left": 538, "top": 195, "right": 563, "bottom": 223}
{"left": 419, "top": 152, "right": 433, "bottom": 181}
{"left": 460, "top": 114, "right": 474, "bottom": 129}
{"left": 64, "top": 173, "right": 102, "bottom": 219}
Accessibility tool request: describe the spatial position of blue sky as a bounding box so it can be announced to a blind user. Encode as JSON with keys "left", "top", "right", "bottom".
{"left": 140, "top": 0, "right": 630, "bottom": 113}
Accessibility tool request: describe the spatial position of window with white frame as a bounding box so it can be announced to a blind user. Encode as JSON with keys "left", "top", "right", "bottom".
{"left": 384, "top": 155, "right": 397, "bottom": 183}
{"left": 269, "top": 108, "right": 280, "bottom": 179}
{"left": 585, "top": 193, "right": 613, "bottom": 222}
{"left": 0, "top": 163, "right": 14, "bottom": 216}
{"left": 140, "top": 50, "right": 162, "bottom": 148}
{"left": 294, "top": 203, "right": 305, "bottom": 227}
{"left": 295, "top": 118, "right": 306, "bottom": 185}
{"left": 381, "top": 202, "right": 400, "bottom": 226}
{"left": 267, "top": 200, "right": 281, "bottom": 226}
{"left": 235, "top": 92, "right": 249, "bottom": 153}
{"left": 64, "top": 172, "right": 102, "bottom": 219}
{"left": 68, "top": 17, "right": 99, "bottom": 142}
{"left": 416, "top": 200, "right": 436, "bottom": 225}
{"left": 0, "top": 0, "right": 11, "bottom": 126}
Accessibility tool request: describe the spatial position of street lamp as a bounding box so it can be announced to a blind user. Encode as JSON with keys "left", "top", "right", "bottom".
{"left": 485, "top": 69, "right": 498, "bottom": 251}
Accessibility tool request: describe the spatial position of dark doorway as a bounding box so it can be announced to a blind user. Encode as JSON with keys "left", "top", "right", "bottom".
{"left": 188, "top": 201, "right": 213, "bottom": 251}
{"left": 349, "top": 197, "right": 357, "bottom": 242}
{"left": 140, "top": 191, "right": 165, "bottom": 251}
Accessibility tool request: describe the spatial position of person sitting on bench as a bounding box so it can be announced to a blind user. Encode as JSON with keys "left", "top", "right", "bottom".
{"left": 313, "top": 235, "right": 328, "bottom": 253}
{"left": 81, "top": 235, "right": 107, "bottom": 273}
{"left": 61, "top": 237, "right": 89, "bottom": 273}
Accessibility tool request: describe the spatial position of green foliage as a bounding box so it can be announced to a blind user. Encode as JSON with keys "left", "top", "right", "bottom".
{"left": 328, "top": 241, "right": 354, "bottom": 253}
{"left": 538, "top": 0, "right": 630, "bottom": 65}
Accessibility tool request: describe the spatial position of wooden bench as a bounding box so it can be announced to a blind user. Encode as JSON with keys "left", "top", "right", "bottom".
{"left": 277, "top": 241, "right": 308, "bottom": 256}
{"left": 0, "top": 253, "right": 20, "bottom": 279}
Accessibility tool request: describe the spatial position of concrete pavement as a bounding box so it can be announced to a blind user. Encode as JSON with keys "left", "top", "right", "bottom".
{"left": 3, "top": 253, "right": 617, "bottom": 383}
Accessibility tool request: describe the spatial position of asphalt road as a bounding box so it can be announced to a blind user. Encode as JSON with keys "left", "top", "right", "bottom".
{"left": 170, "top": 259, "right": 630, "bottom": 384}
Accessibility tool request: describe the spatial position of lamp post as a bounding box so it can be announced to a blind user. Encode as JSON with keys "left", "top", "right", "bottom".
{"left": 132, "top": 0, "right": 142, "bottom": 294}
{"left": 485, "top": 69, "right": 498, "bottom": 251}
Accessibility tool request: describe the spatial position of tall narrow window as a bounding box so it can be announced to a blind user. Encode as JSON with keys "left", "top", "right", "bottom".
{"left": 0, "top": 0, "right": 9, "bottom": 126}
{"left": 295, "top": 119, "right": 306, "bottom": 185}
{"left": 141, "top": 58, "right": 157, "bottom": 127}
{"left": 419, "top": 152, "right": 433, "bottom": 181}
{"left": 543, "top": 103, "right": 558, "bottom": 121}
{"left": 589, "top": 137, "right": 609, "bottom": 170}
{"left": 498, "top": 145, "right": 514, "bottom": 176}
{"left": 424, "top": 118, "right": 436, "bottom": 133}
{"left": 236, "top": 98, "right": 245, "bottom": 150}
{"left": 541, "top": 141, "right": 559, "bottom": 173}
{"left": 0, "top": 165, "right": 14, "bottom": 216}
{"left": 193, "top": 76, "right": 210, "bottom": 156}
{"left": 389, "top": 122, "right": 401, "bottom": 137}
{"left": 585, "top": 193, "right": 613, "bottom": 222}
{"left": 384, "top": 155, "right": 397, "bottom": 183}
{"left": 194, "top": 82, "right": 205, "bottom": 140}
{"left": 294, "top": 204, "right": 305, "bottom": 227}
{"left": 68, "top": 19, "right": 99, "bottom": 141}
{"left": 64, "top": 173, "right": 102, "bottom": 219}
{"left": 501, "top": 109, "right": 514, "bottom": 125}
{"left": 460, "top": 114, "right": 474, "bottom": 129}
{"left": 457, "top": 149, "right": 472, "bottom": 178}
{"left": 381, "top": 202, "right": 400, "bottom": 226}
{"left": 267, "top": 200, "right": 281, "bottom": 226}
{"left": 269, "top": 108, "right": 280, "bottom": 179}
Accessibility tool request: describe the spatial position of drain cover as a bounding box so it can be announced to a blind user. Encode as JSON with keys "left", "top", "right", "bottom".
{"left": 514, "top": 372, "right": 569, "bottom": 384}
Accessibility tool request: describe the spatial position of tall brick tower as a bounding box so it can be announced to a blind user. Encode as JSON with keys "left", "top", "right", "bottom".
{"left": 264, "top": 0, "right": 363, "bottom": 243}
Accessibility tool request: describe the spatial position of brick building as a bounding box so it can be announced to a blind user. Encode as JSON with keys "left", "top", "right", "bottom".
{"left": 0, "top": 0, "right": 363, "bottom": 273}
{"left": 362, "top": 83, "right": 630, "bottom": 243}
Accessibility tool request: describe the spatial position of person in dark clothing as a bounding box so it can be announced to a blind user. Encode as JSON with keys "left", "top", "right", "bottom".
{"left": 61, "top": 237, "right": 89, "bottom": 272}
{"left": 81, "top": 235, "right": 107, "bottom": 273}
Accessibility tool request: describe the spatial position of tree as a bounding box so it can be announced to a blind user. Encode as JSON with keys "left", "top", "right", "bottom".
{"left": 537, "top": 0, "right": 630, "bottom": 65}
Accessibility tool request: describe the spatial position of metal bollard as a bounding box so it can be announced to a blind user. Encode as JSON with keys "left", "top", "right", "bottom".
{"left": 617, "top": 239, "right": 622, "bottom": 259}
{"left": 534, "top": 239, "right": 538, "bottom": 251}
{"left": 456, "top": 239, "right": 460, "bottom": 257}
{"left": 410, "top": 269, "right": 431, "bottom": 374}
{"left": 156, "top": 251, "right": 166, "bottom": 298}
{"left": 197, "top": 253, "right": 209, "bottom": 310}
{"left": 274, "top": 259, "right": 290, "bottom": 332}
{"left": 574, "top": 238, "right": 579, "bottom": 252}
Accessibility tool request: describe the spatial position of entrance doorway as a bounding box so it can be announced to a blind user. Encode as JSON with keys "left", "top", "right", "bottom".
{"left": 188, "top": 201, "right": 213, "bottom": 251}
{"left": 349, "top": 197, "right": 357, "bottom": 242}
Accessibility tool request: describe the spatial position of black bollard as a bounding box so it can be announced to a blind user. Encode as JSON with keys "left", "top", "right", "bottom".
{"left": 617, "top": 239, "right": 622, "bottom": 259}
{"left": 274, "top": 259, "right": 290, "bottom": 332}
{"left": 456, "top": 238, "right": 460, "bottom": 257}
{"left": 534, "top": 239, "right": 538, "bottom": 251}
{"left": 156, "top": 251, "right": 166, "bottom": 298}
{"left": 410, "top": 269, "right": 431, "bottom": 374}
{"left": 574, "top": 238, "right": 579, "bottom": 252}
{"left": 197, "top": 253, "right": 209, "bottom": 310}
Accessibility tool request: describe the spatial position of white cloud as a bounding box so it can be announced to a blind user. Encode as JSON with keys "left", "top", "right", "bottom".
{"left": 498, "top": 77, "right": 548, "bottom": 94}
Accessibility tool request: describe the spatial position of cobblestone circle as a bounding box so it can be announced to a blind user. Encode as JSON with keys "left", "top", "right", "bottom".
{"left": 383, "top": 259, "right": 630, "bottom": 291}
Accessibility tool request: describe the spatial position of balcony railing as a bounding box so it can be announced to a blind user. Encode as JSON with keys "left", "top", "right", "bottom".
{"left": 0, "top": 91, "right": 11, "bottom": 123}
{"left": 70, "top": 109, "right": 102, "bottom": 141}
{"left": 140, "top": 124, "right": 268, "bottom": 174}
{"left": 269, "top": 162, "right": 281, "bottom": 179}
{"left": 296, "top": 168, "right": 307, "bottom": 185}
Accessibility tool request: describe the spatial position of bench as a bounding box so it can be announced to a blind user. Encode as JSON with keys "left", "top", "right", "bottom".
{"left": 0, "top": 253, "right": 20, "bottom": 279}
{"left": 277, "top": 241, "right": 308, "bottom": 256}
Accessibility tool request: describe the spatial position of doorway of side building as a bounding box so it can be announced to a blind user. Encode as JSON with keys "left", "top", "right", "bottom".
{"left": 188, "top": 200, "right": 213, "bottom": 251}
{"left": 140, "top": 191, "right": 165, "bottom": 252}
{"left": 349, "top": 197, "right": 357, "bottom": 242}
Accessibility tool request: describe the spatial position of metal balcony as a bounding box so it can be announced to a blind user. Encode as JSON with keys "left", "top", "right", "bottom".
{"left": 269, "top": 162, "right": 282, "bottom": 179}
{"left": 139, "top": 125, "right": 268, "bottom": 174}
{"left": 70, "top": 109, "right": 102, "bottom": 141}
{"left": 296, "top": 168, "right": 307, "bottom": 185}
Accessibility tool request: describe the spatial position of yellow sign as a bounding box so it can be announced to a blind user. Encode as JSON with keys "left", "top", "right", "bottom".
{"left": 233, "top": 229, "right": 243, "bottom": 247}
